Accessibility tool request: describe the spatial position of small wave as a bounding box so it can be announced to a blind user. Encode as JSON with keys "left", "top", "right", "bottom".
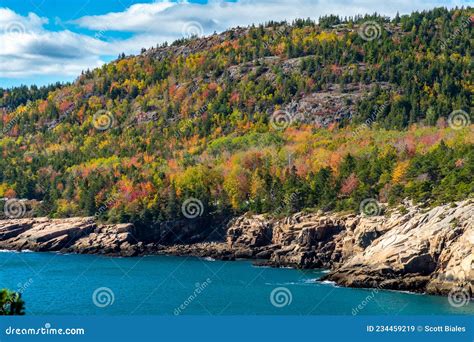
{"left": 319, "top": 280, "right": 338, "bottom": 287}
{"left": 321, "top": 270, "right": 330, "bottom": 274}
{"left": 0, "top": 249, "right": 32, "bottom": 253}
{"left": 202, "top": 257, "right": 216, "bottom": 262}
{"left": 265, "top": 282, "right": 299, "bottom": 286}
{"left": 385, "top": 288, "right": 424, "bottom": 296}
{"left": 302, "top": 279, "right": 319, "bottom": 284}
{"left": 265, "top": 280, "right": 318, "bottom": 286}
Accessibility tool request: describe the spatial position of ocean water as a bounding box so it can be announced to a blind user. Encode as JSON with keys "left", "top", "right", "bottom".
{"left": 0, "top": 251, "right": 472, "bottom": 315}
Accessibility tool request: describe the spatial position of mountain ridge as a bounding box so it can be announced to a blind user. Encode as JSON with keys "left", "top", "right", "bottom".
{"left": 0, "top": 7, "right": 472, "bottom": 228}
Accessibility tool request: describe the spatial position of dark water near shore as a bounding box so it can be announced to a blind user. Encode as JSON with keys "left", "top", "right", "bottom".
{"left": 0, "top": 251, "right": 472, "bottom": 315}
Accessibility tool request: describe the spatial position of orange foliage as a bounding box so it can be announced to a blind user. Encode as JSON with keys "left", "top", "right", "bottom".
{"left": 38, "top": 100, "right": 48, "bottom": 114}
{"left": 4, "top": 188, "right": 17, "bottom": 198}
{"left": 328, "top": 151, "right": 343, "bottom": 171}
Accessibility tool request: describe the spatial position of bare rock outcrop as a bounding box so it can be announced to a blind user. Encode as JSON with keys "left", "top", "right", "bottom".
{"left": 222, "top": 200, "right": 473, "bottom": 296}
{"left": 325, "top": 201, "right": 473, "bottom": 296}
{"left": 0, "top": 200, "right": 472, "bottom": 296}
{"left": 0, "top": 217, "right": 142, "bottom": 256}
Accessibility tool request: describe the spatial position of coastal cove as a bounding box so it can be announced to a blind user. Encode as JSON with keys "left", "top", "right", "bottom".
{"left": 0, "top": 200, "right": 472, "bottom": 299}
{"left": 0, "top": 251, "right": 472, "bottom": 316}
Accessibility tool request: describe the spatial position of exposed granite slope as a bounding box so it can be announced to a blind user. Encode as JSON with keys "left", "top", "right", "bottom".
{"left": 326, "top": 201, "right": 473, "bottom": 296}
{"left": 0, "top": 217, "right": 144, "bottom": 256}
{"left": 223, "top": 200, "right": 473, "bottom": 296}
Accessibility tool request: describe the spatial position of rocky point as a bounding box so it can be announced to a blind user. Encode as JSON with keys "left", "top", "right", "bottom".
{"left": 0, "top": 200, "right": 472, "bottom": 297}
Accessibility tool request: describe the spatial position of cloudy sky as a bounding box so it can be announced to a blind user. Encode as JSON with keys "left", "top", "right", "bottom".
{"left": 0, "top": 0, "right": 470, "bottom": 87}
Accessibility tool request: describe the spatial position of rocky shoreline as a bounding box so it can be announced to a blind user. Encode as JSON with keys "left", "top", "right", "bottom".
{"left": 0, "top": 200, "right": 472, "bottom": 297}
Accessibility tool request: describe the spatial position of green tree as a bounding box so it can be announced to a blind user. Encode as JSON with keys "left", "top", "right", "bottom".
{"left": 0, "top": 290, "right": 25, "bottom": 315}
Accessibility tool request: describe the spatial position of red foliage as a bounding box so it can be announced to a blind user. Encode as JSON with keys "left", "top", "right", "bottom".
{"left": 340, "top": 173, "right": 359, "bottom": 195}
{"left": 420, "top": 133, "right": 440, "bottom": 147}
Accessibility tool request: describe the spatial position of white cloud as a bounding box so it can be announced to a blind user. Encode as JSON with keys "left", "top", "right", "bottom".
{"left": 75, "top": 0, "right": 471, "bottom": 55}
{"left": 0, "top": 0, "right": 469, "bottom": 82}
{"left": 0, "top": 8, "right": 109, "bottom": 78}
{"left": 75, "top": 0, "right": 465, "bottom": 36}
{"left": 74, "top": 1, "right": 176, "bottom": 32}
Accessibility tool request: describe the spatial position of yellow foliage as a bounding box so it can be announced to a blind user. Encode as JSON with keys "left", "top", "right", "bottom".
{"left": 392, "top": 160, "right": 410, "bottom": 184}
{"left": 55, "top": 199, "right": 79, "bottom": 217}
{"left": 0, "top": 183, "right": 10, "bottom": 197}
{"left": 316, "top": 31, "right": 338, "bottom": 42}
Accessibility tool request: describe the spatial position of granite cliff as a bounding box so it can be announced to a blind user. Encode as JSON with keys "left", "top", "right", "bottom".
{"left": 0, "top": 200, "right": 472, "bottom": 297}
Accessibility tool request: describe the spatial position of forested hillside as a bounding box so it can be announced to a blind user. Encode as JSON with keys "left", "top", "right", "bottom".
{"left": 0, "top": 7, "right": 472, "bottom": 227}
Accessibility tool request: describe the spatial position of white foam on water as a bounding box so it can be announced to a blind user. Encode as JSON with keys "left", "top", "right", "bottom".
{"left": 202, "top": 257, "right": 216, "bottom": 262}
{"left": 319, "top": 280, "right": 338, "bottom": 287}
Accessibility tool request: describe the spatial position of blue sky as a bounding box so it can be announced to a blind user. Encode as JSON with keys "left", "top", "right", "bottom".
{"left": 0, "top": 0, "right": 470, "bottom": 88}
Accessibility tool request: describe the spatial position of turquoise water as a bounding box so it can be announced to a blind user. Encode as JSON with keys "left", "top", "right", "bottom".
{"left": 0, "top": 251, "right": 472, "bottom": 315}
